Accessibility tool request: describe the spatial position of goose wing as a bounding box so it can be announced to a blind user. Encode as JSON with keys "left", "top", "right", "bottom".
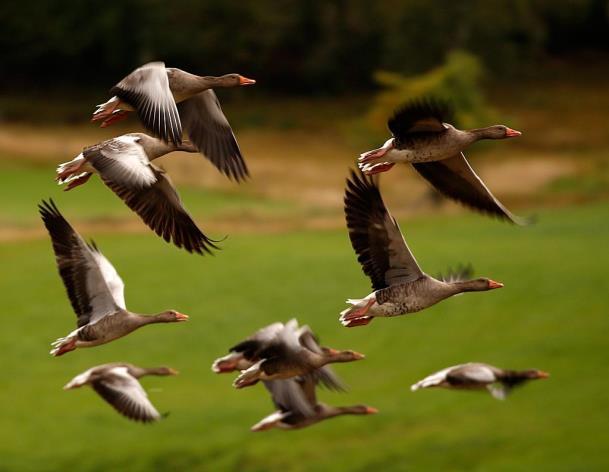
{"left": 345, "top": 170, "right": 423, "bottom": 291}
{"left": 86, "top": 148, "right": 219, "bottom": 254}
{"left": 263, "top": 378, "right": 315, "bottom": 417}
{"left": 388, "top": 99, "right": 452, "bottom": 141}
{"left": 446, "top": 363, "right": 498, "bottom": 385}
{"left": 92, "top": 367, "right": 161, "bottom": 422}
{"left": 39, "top": 200, "right": 125, "bottom": 327}
{"left": 110, "top": 62, "right": 182, "bottom": 145}
{"left": 297, "top": 326, "right": 346, "bottom": 392}
{"left": 412, "top": 153, "right": 527, "bottom": 224}
{"left": 178, "top": 90, "right": 249, "bottom": 182}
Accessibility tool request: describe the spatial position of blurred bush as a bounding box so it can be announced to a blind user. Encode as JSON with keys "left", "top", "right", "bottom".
{"left": 367, "top": 50, "right": 490, "bottom": 136}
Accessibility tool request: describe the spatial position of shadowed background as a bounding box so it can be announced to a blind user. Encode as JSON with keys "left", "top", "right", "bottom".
{"left": 1, "top": 1, "right": 608, "bottom": 470}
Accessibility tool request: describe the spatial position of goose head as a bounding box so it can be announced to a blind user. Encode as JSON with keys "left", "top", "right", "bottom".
{"left": 217, "top": 73, "right": 256, "bottom": 87}
{"left": 474, "top": 125, "right": 521, "bottom": 140}
{"left": 156, "top": 310, "right": 189, "bottom": 322}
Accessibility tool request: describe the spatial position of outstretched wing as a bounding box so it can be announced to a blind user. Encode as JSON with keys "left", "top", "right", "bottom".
{"left": 39, "top": 200, "right": 125, "bottom": 327}
{"left": 297, "top": 326, "right": 346, "bottom": 392}
{"left": 412, "top": 153, "right": 528, "bottom": 224}
{"left": 92, "top": 367, "right": 161, "bottom": 422}
{"left": 388, "top": 99, "right": 453, "bottom": 141}
{"left": 263, "top": 378, "right": 315, "bottom": 417}
{"left": 93, "top": 160, "right": 220, "bottom": 255}
{"left": 344, "top": 170, "right": 423, "bottom": 291}
{"left": 110, "top": 62, "right": 182, "bottom": 145}
{"left": 178, "top": 90, "right": 249, "bottom": 182}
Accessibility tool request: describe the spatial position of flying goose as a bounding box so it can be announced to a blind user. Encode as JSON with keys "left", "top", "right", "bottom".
{"left": 251, "top": 376, "right": 377, "bottom": 431}
{"left": 64, "top": 363, "right": 178, "bottom": 422}
{"left": 39, "top": 200, "right": 189, "bottom": 356}
{"left": 230, "top": 319, "right": 364, "bottom": 388}
{"left": 358, "top": 99, "right": 526, "bottom": 224}
{"left": 92, "top": 61, "right": 255, "bottom": 181}
{"left": 56, "top": 133, "right": 219, "bottom": 254}
{"left": 411, "top": 362, "right": 549, "bottom": 400}
{"left": 340, "top": 171, "right": 503, "bottom": 328}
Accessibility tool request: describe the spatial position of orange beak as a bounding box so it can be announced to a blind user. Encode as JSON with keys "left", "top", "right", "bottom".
{"left": 488, "top": 280, "right": 504, "bottom": 289}
{"left": 505, "top": 127, "right": 521, "bottom": 137}
{"left": 167, "top": 368, "right": 179, "bottom": 375}
{"left": 537, "top": 370, "right": 550, "bottom": 379}
{"left": 238, "top": 75, "right": 256, "bottom": 86}
{"left": 365, "top": 406, "right": 379, "bottom": 414}
{"left": 353, "top": 351, "right": 366, "bottom": 360}
{"left": 175, "top": 312, "right": 189, "bottom": 321}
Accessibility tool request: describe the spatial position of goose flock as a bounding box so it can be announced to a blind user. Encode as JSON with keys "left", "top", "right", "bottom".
{"left": 40, "top": 61, "right": 548, "bottom": 428}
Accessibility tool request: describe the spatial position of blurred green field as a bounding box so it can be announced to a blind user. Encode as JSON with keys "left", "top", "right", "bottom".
{"left": 1, "top": 176, "right": 608, "bottom": 470}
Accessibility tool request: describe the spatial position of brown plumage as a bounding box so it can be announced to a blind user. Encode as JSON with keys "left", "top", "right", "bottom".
{"left": 39, "top": 200, "right": 189, "bottom": 356}
{"left": 56, "top": 133, "right": 220, "bottom": 255}
{"left": 340, "top": 171, "right": 504, "bottom": 327}
{"left": 358, "top": 99, "right": 527, "bottom": 224}
{"left": 411, "top": 362, "right": 550, "bottom": 399}
{"left": 228, "top": 319, "right": 364, "bottom": 388}
{"left": 251, "top": 375, "right": 377, "bottom": 431}
{"left": 64, "top": 363, "right": 178, "bottom": 422}
{"left": 92, "top": 61, "right": 254, "bottom": 181}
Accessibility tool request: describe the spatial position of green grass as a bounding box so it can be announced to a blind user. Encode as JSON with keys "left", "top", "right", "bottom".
{"left": 0, "top": 162, "right": 297, "bottom": 229}
{"left": 1, "top": 195, "right": 608, "bottom": 471}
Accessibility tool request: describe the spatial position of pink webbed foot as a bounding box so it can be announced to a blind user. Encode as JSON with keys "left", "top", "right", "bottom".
{"left": 359, "top": 162, "right": 396, "bottom": 175}
{"left": 358, "top": 138, "right": 395, "bottom": 164}
{"left": 53, "top": 338, "right": 77, "bottom": 357}
{"left": 100, "top": 110, "right": 129, "bottom": 128}
{"left": 64, "top": 173, "right": 92, "bottom": 191}
{"left": 342, "top": 298, "right": 376, "bottom": 321}
{"left": 91, "top": 97, "right": 121, "bottom": 124}
{"left": 343, "top": 316, "right": 373, "bottom": 328}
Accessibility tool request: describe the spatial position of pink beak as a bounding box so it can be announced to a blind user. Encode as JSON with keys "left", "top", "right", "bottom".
{"left": 238, "top": 76, "right": 256, "bottom": 86}
{"left": 487, "top": 280, "right": 504, "bottom": 289}
{"left": 505, "top": 127, "right": 521, "bottom": 137}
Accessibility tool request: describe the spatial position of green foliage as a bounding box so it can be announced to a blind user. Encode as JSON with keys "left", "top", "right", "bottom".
{"left": 366, "top": 51, "right": 490, "bottom": 137}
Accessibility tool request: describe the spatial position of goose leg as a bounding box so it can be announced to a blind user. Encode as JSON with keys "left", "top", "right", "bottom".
{"left": 360, "top": 162, "right": 395, "bottom": 175}
{"left": 64, "top": 173, "right": 92, "bottom": 191}
{"left": 100, "top": 110, "right": 129, "bottom": 128}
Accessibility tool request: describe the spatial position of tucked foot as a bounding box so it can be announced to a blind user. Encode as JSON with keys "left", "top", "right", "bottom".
{"left": 212, "top": 359, "right": 238, "bottom": 374}
{"left": 358, "top": 138, "right": 395, "bottom": 163}
{"left": 342, "top": 316, "right": 373, "bottom": 328}
{"left": 51, "top": 338, "right": 77, "bottom": 357}
{"left": 91, "top": 96, "right": 121, "bottom": 124}
{"left": 56, "top": 160, "right": 85, "bottom": 183}
{"left": 64, "top": 173, "right": 92, "bottom": 191}
{"left": 359, "top": 162, "right": 396, "bottom": 175}
{"left": 100, "top": 110, "right": 129, "bottom": 128}
{"left": 341, "top": 298, "right": 376, "bottom": 322}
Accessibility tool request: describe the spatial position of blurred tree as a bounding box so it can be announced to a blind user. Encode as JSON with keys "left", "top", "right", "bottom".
{"left": 0, "top": 0, "right": 607, "bottom": 94}
{"left": 367, "top": 50, "right": 489, "bottom": 136}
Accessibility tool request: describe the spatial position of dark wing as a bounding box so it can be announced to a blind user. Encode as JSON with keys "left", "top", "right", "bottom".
{"left": 345, "top": 170, "right": 424, "bottom": 291}
{"left": 412, "top": 153, "right": 528, "bottom": 224}
{"left": 92, "top": 367, "right": 161, "bottom": 423}
{"left": 110, "top": 62, "right": 182, "bottom": 145}
{"left": 177, "top": 90, "right": 249, "bottom": 182}
{"left": 39, "top": 200, "right": 125, "bottom": 327}
{"left": 297, "top": 326, "right": 346, "bottom": 392}
{"left": 436, "top": 263, "right": 474, "bottom": 283}
{"left": 263, "top": 378, "right": 315, "bottom": 417}
{"left": 228, "top": 322, "right": 285, "bottom": 360}
{"left": 97, "top": 164, "right": 220, "bottom": 255}
{"left": 388, "top": 99, "right": 453, "bottom": 140}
